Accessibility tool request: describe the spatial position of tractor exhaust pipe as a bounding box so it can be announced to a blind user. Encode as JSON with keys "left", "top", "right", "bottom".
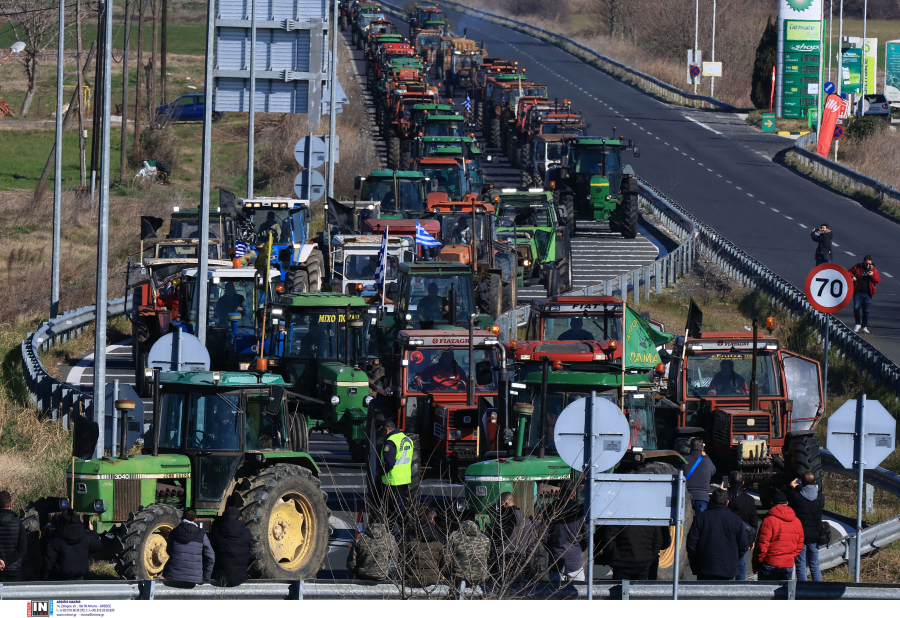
{"left": 493, "top": 342, "right": 511, "bottom": 451}
{"left": 539, "top": 356, "right": 550, "bottom": 459}
{"left": 468, "top": 314, "right": 476, "bottom": 407}
{"left": 750, "top": 318, "right": 759, "bottom": 411}
{"left": 449, "top": 283, "right": 457, "bottom": 326}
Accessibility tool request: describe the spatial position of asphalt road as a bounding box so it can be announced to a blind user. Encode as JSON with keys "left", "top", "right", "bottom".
{"left": 429, "top": 7, "right": 900, "bottom": 365}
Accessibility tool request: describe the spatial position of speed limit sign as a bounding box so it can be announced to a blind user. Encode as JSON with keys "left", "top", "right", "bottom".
{"left": 804, "top": 263, "right": 854, "bottom": 313}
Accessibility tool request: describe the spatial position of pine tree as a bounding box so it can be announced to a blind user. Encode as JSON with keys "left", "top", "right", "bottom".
{"left": 750, "top": 16, "right": 778, "bottom": 110}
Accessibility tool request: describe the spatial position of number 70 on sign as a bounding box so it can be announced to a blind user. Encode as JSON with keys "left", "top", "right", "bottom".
{"left": 804, "top": 264, "right": 854, "bottom": 313}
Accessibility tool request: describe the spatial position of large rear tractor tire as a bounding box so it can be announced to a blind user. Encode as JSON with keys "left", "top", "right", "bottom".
{"left": 490, "top": 118, "right": 501, "bottom": 150}
{"left": 114, "top": 503, "right": 182, "bottom": 580}
{"left": 547, "top": 266, "right": 561, "bottom": 298}
{"left": 519, "top": 144, "right": 530, "bottom": 170}
{"left": 520, "top": 170, "right": 532, "bottom": 190}
{"left": 619, "top": 177, "right": 639, "bottom": 239}
{"left": 285, "top": 270, "right": 309, "bottom": 294}
{"left": 236, "top": 464, "right": 331, "bottom": 580}
{"left": 475, "top": 102, "right": 483, "bottom": 131}
{"left": 783, "top": 430, "right": 824, "bottom": 491}
{"left": 501, "top": 279, "right": 516, "bottom": 314}
{"left": 488, "top": 272, "right": 503, "bottom": 318}
{"left": 561, "top": 194, "right": 576, "bottom": 236}
{"left": 388, "top": 137, "right": 401, "bottom": 170}
{"left": 340, "top": 15, "right": 347, "bottom": 30}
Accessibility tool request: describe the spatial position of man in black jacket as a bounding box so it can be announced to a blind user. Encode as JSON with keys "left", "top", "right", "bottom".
{"left": 686, "top": 489, "right": 748, "bottom": 580}
{"left": 727, "top": 471, "right": 759, "bottom": 580}
{"left": 679, "top": 438, "right": 716, "bottom": 513}
{"left": 0, "top": 491, "right": 26, "bottom": 582}
{"left": 41, "top": 510, "right": 102, "bottom": 581}
{"left": 487, "top": 493, "right": 538, "bottom": 578}
{"left": 599, "top": 524, "right": 664, "bottom": 581}
{"left": 789, "top": 472, "right": 825, "bottom": 582}
{"left": 163, "top": 508, "right": 215, "bottom": 585}
{"left": 210, "top": 507, "right": 252, "bottom": 586}
{"left": 810, "top": 224, "right": 832, "bottom": 265}
{"left": 544, "top": 483, "right": 591, "bottom": 582}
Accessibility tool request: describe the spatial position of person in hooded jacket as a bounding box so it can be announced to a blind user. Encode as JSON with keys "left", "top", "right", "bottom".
{"left": 0, "top": 490, "right": 27, "bottom": 582}
{"left": 726, "top": 471, "right": 759, "bottom": 580}
{"left": 444, "top": 520, "right": 491, "bottom": 585}
{"left": 41, "top": 509, "right": 102, "bottom": 581}
{"left": 599, "top": 523, "right": 664, "bottom": 581}
{"left": 753, "top": 490, "right": 804, "bottom": 580}
{"left": 209, "top": 507, "right": 252, "bottom": 586}
{"left": 406, "top": 506, "right": 443, "bottom": 586}
{"left": 544, "top": 482, "right": 591, "bottom": 582}
{"left": 788, "top": 472, "right": 825, "bottom": 582}
{"left": 347, "top": 522, "right": 398, "bottom": 581}
{"left": 487, "top": 492, "right": 538, "bottom": 578}
{"left": 686, "top": 489, "right": 748, "bottom": 580}
{"left": 163, "top": 508, "right": 215, "bottom": 585}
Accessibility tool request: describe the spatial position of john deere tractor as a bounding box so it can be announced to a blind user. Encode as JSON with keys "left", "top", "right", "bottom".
{"left": 551, "top": 136, "right": 641, "bottom": 238}
{"left": 61, "top": 371, "right": 330, "bottom": 581}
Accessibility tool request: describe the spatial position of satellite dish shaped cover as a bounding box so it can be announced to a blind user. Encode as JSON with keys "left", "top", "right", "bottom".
{"left": 147, "top": 330, "right": 211, "bottom": 373}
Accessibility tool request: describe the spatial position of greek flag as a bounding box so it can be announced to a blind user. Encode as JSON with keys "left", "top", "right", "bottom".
{"left": 234, "top": 241, "right": 249, "bottom": 258}
{"left": 463, "top": 93, "right": 472, "bottom": 115}
{"left": 416, "top": 220, "right": 442, "bottom": 248}
{"left": 374, "top": 227, "right": 389, "bottom": 291}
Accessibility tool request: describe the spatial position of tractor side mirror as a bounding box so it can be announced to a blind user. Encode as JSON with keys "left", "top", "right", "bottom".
{"left": 475, "top": 360, "right": 493, "bottom": 386}
{"left": 633, "top": 147, "right": 640, "bottom": 158}
{"left": 354, "top": 176, "right": 364, "bottom": 191}
{"left": 386, "top": 281, "right": 399, "bottom": 299}
{"left": 429, "top": 178, "right": 439, "bottom": 192}
{"left": 266, "top": 385, "right": 285, "bottom": 415}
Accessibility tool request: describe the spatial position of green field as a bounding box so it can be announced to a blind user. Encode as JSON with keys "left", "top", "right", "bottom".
{"left": 0, "top": 21, "right": 207, "bottom": 57}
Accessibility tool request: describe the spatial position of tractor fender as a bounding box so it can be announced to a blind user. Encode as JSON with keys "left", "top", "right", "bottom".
{"left": 426, "top": 192, "right": 451, "bottom": 208}
{"left": 293, "top": 243, "right": 317, "bottom": 265}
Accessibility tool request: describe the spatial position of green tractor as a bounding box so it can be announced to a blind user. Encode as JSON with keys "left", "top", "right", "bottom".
{"left": 550, "top": 136, "right": 641, "bottom": 238}
{"left": 55, "top": 371, "right": 330, "bottom": 580}
{"left": 489, "top": 188, "right": 573, "bottom": 296}
{"left": 266, "top": 293, "right": 373, "bottom": 462}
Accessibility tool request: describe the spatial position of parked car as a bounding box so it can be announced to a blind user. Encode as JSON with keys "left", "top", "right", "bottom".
{"left": 861, "top": 93, "right": 891, "bottom": 119}
{"left": 155, "top": 94, "right": 221, "bottom": 127}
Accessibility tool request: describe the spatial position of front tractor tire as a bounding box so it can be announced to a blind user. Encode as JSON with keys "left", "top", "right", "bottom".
{"left": 114, "top": 503, "right": 182, "bottom": 580}
{"left": 285, "top": 269, "right": 309, "bottom": 294}
{"left": 236, "top": 464, "right": 330, "bottom": 580}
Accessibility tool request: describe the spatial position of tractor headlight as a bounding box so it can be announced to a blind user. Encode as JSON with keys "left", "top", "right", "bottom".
{"left": 331, "top": 396, "right": 341, "bottom": 405}
{"left": 449, "top": 430, "right": 462, "bottom": 439}
{"left": 456, "top": 498, "right": 467, "bottom": 512}
{"left": 364, "top": 395, "right": 374, "bottom": 406}
{"left": 93, "top": 499, "right": 106, "bottom": 513}
{"left": 239, "top": 362, "right": 251, "bottom": 370}
{"left": 58, "top": 497, "right": 70, "bottom": 511}
{"left": 732, "top": 434, "right": 745, "bottom": 444}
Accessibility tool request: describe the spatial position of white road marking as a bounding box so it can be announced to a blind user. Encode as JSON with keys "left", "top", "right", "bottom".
{"left": 759, "top": 201, "right": 765, "bottom": 205}
{"left": 707, "top": 168, "right": 713, "bottom": 172}
{"left": 799, "top": 223, "right": 808, "bottom": 228}
{"left": 770, "top": 208, "right": 779, "bottom": 212}
{"left": 833, "top": 242, "right": 840, "bottom": 246}
{"left": 727, "top": 180, "right": 733, "bottom": 184}
{"left": 736, "top": 186, "right": 743, "bottom": 190}
{"left": 747, "top": 193, "right": 754, "bottom": 197}
{"left": 883, "top": 272, "right": 894, "bottom": 278}
{"left": 784, "top": 216, "right": 793, "bottom": 220}
{"left": 717, "top": 174, "right": 722, "bottom": 178}
{"left": 845, "top": 251, "right": 856, "bottom": 256}
{"left": 684, "top": 115, "right": 723, "bottom": 135}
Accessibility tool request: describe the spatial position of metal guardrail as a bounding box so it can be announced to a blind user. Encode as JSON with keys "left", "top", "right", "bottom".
{"left": 20, "top": 296, "right": 128, "bottom": 423}
{"left": 386, "top": 0, "right": 735, "bottom": 111}
{"left": 3, "top": 578, "right": 900, "bottom": 600}
{"left": 790, "top": 132, "right": 900, "bottom": 204}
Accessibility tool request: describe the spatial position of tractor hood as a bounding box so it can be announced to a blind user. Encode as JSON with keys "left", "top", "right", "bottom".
{"left": 463, "top": 455, "right": 573, "bottom": 518}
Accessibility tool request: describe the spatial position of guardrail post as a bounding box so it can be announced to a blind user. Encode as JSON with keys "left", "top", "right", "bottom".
{"left": 139, "top": 579, "right": 156, "bottom": 600}
{"left": 655, "top": 262, "right": 661, "bottom": 294}
{"left": 643, "top": 265, "right": 651, "bottom": 300}
{"left": 633, "top": 269, "right": 640, "bottom": 305}
{"left": 619, "top": 274, "right": 627, "bottom": 300}
{"left": 603, "top": 279, "right": 612, "bottom": 296}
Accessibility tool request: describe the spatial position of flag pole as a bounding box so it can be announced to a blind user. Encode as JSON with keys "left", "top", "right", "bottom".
{"left": 621, "top": 291, "right": 627, "bottom": 416}
{"left": 380, "top": 226, "right": 389, "bottom": 311}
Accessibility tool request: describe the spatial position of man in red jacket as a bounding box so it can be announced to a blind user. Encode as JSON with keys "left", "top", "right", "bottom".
{"left": 849, "top": 256, "right": 881, "bottom": 334}
{"left": 752, "top": 491, "right": 804, "bottom": 580}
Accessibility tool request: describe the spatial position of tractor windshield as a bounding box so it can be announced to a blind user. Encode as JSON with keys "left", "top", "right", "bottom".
{"left": 169, "top": 217, "right": 223, "bottom": 240}
{"left": 194, "top": 277, "right": 258, "bottom": 329}
{"left": 155, "top": 242, "right": 222, "bottom": 260}
{"left": 406, "top": 274, "right": 473, "bottom": 327}
{"left": 543, "top": 311, "right": 621, "bottom": 341}
{"left": 418, "top": 164, "right": 463, "bottom": 198}
{"left": 424, "top": 119, "right": 465, "bottom": 137}
{"left": 344, "top": 252, "right": 399, "bottom": 280}
{"left": 187, "top": 392, "right": 241, "bottom": 451}
{"left": 361, "top": 178, "right": 425, "bottom": 212}
{"left": 247, "top": 208, "right": 292, "bottom": 245}
{"left": 406, "top": 347, "right": 500, "bottom": 393}
{"left": 541, "top": 123, "right": 583, "bottom": 136}
{"left": 416, "top": 34, "right": 440, "bottom": 48}
{"left": 277, "top": 308, "right": 369, "bottom": 360}
{"left": 497, "top": 204, "right": 552, "bottom": 226}
{"left": 686, "top": 352, "right": 780, "bottom": 398}
{"left": 436, "top": 213, "right": 487, "bottom": 249}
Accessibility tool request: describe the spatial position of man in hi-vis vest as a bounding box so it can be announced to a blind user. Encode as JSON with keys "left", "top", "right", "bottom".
{"left": 379, "top": 419, "right": 413, "bottom": 539}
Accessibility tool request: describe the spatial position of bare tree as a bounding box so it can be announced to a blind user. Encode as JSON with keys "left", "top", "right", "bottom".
{"left": 592, "top": 0, "right": 632, "bottom": 38}
{"left": 1, "top": 0, "right": 65, "bottom": 116}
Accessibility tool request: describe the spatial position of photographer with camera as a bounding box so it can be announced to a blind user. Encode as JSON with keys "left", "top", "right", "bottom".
{"left": 849, "top": 255, "right": 881, "bottom": 334}
{"left": 810, "top": 223, "right": 832, "bottom": 265}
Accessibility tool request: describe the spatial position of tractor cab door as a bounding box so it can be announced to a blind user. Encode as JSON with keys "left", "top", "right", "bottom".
{"left": 184, "top": 391, "right": 243, "bottom": 511}
{"left": 778, "top": 351, "right": 823, "bottom": 432}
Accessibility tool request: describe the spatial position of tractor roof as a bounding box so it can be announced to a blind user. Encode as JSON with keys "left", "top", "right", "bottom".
{"left": 426, "top": 114, "right": 466, "bottom": 121}
{"left": 417, "top": 157, "right": 462, "bottom": 165}
{"left": 399, "top": 261, "right": 471, "bottom": 274}
{"left": 530, "top": 296, "right": 622, "bottom": 313}
{"left": 506, "top": 340, "right": 615, "bottom": 363}
{"left": 161, "top": 371, "right": 289, "bottom": 387}
{"left": 533, "top": 134, "right": 569, "bottom": 143}
{"left": 333, "top": 235, "right": 411, "bottom": 248}
{"left": 413, "top": 103, "right": 454, "bottom": 111}
{"left": 524, "top": 370, "right": 652, "bottom": 387}
{"left": 494, "top": 189, "right": 553, "bottom": 202}
{"left": 399, "top": 330, "right": 499, "bottom": 346}
{"left": 430, "top": 202, "right": 495, "bottom": 213}
{"left": 685, "top": 333, "right": 780, "bottom": 350}
{"left": 421, "top": 135, "right": 473, "bottom": 142}
{"left": 367, "top": 170, "right": 427, "bottom": 178}
{"left": 465, "top": 455, "right": 572, "bottom": 480}
{"left": 362, "top": 218, "right": 439, "bottom": 235}
{"left": 276, "top": 292, "right": 370, "bottom": 308}
{"left": 566, "top": 136, "right": 624, "bottom": 146}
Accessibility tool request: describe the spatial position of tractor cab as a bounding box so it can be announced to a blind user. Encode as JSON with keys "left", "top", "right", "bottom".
{"left": 525, "top": 296, "right": 626, "bottom": 343}
{"left": 422, "top": 114, "right": 469, "bottom": 137}
{"left": 329, "top": 234, "right": 414, "bottom": 296}
{"left": 266, "top": 293, "right": 372, "bottom": 461}
{"left": 167, "top": 206, "right": 237, "bottom": 255}
{"left": 668, "top": 329, "right": 824, "bottom": 485}
{"left": 415, "top": 157, "right": 472, "bottom": 202}
{"left": 355, "top": 170, "right": 429, "bottom": 217}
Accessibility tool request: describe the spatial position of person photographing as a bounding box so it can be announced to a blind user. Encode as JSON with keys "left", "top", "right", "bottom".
{"left": 810, "top": 224, "right": 832, "bottom": 266}
{"left": 849, "top": 255, "right": 881, "bottom": 334}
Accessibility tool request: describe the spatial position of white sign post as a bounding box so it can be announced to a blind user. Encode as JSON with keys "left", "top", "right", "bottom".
{"left": 804, "top": 263, "right": 853, "bottom": 407}
{"left": 827, "top": 396, "right": 896, "bottom": 582}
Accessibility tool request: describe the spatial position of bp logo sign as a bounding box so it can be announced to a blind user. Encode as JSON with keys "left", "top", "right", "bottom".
{"left": 787, "top": 0, "right": 815, "bottom": 10}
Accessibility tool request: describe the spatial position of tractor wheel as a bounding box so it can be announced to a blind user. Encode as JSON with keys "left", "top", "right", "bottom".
{"left": 559, "top": 227, "right": 573, "bottom": 291}
{"left": 236, "top": 463, "right": 330, "bottom": 580}
{"left": 351, "top": 31, "right": 357, "bottom": 47}
{"left": 114, "top": 503, "right": 182, "bottom": 580}
{"left": 561, "top": 194, "right": 576, "bottom": 236}
{"left": 305, "top": 249, "right": 324, "bottom": 291}
{"left": 339, "top": 15, "right": 347, "bottom": 30}
{"left": 488, "top": 273, "right": 503, "bottom": 318}
{"left": 533, "top": 169, "right": 543, "bottom": 189}
{"left": 508, "top": 137, "right": 519, "bottom": 168}
{"left": 285, "top": 270, "right": 309, "bottom": 294}
{"left": 501, "top": 279, "right": 516, "bottom": 314}
{"left": 490, "top": 118, "right": 501, "bottom": 149}
{"left": 783, "top": 430, "right": 824, "bottom": 491}
{"left": 519, "top": 144, "right": 530, "bottom": 170}
{"left": 636, "top": 461, "right": 693, "bottom": 581}
{"left": 401, "top": 147, "right": 412, "bottom": 171}
{"left": 619, "top": 177, "right": 639, "bottom": 239}
{"left": 547, "top": 265, "right": 561, "bottom": 297}
{"left": 475, "top": 102, "right": 483, "bottom": 131}
{"left": 520, "top": 170, "right": 532, "bottom": 190}
{"left": 388, "top": 137, "right": 401, "bottom": 170}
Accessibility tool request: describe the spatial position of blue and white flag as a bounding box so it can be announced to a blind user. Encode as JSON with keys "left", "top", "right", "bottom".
{"left": 234, "top": 241, "right": 249, "bottom": 258}
{"left": 416, "top": 220, "right": 442, "bottom": 248}
{"left": 374, "top": 227, "right": 389, "bottom": 291}
{"left": 463, "top": 93, "right": 472, "bottom": 115}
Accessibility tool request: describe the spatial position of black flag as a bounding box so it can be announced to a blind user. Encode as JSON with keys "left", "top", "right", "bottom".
{"left": 140, "top": 216, "right": 164, "bottom": 240}
{"left": 326, "top": 197, "right": 354, "bottom": 233}
{"left": 72, "top": 413, "right": 100, "bottom": 460}
{"left": 219, "top": 188, "right": 237, "bottom": 217}
{"left": 685, "top": 297, "right": 703, "bottom": 337}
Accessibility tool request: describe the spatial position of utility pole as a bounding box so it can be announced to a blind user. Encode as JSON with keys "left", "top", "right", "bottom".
{"left": 196, "top": 0, "right": 215, "bottom": 344}
{"left": 861, "top": 0, "right": 868, "bottom": 109}
{"left": 710, "top": 0, "right": 716, "bottom": 100}
{"left": 817, "top": 0, "right": 825, "bottom": 132}
{"left": 150, "top": 0, "right": 157, "bottom": 118}
{"left": 90, "top": 4, "right": 104, "bottom": 200}
{"left": 120, "top": 0, "right": 132, "bottom": 184}
{"left": 51, "top": 0, "right": 66, "bottom": 319}
{"left": 828, "top": 0, "right": 834, "bottom": 87}
{"left": 247, "top": 0, "right": 256, "bottom": 198}
{"left": 693, "top": 0, "right": 699, "bottom": 95}
{"left": 327, "top": 0, "right": 339, "bottom": 198}
{"left": 76, "top": 0, "right": 86, "bottom": 187}
{"left": 134, "top": 0, "right": 144, "bottom": 155}
{"left": 93, "top": 0, "right": 114, "bottom": 460}
{"left": 160, "top": 0, "right": 167, "bottom": 104}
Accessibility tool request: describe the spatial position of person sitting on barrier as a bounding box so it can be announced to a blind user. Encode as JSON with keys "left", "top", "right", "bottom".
{"left": 163, "top": 507, "right": 215, "bottom": 586}
{"left": 41, "top": 510, "right": 102, "bottom": 581}
{"left": 487, "top": 492, "right": 537, "bottom": 579}
{"left": 707, "top": 359, "right": 748, "bottom": 395}
{"left": 347, "top": 522, "right": 398, "bottom": 581}
{"left": 210, "top": 507, "right": 252, "bottom": 587}
{"left": 444, "top": 520, "right": 491, "bottom": 587}
{"left": 406, "top": 506, "right": 443, "bottom": 586}
{"left": 557, "top": 316, "right": 594, "bottom": 341}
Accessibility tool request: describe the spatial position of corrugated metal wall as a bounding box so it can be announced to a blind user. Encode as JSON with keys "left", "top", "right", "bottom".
{"left": 217, "top": 28, "right": 311, "bottom": 72}
{"left": 215, "top": 79, "right": 310, "bottom": 113}
{"left": 218, "top": 0, "right": 326, "bottom": 20}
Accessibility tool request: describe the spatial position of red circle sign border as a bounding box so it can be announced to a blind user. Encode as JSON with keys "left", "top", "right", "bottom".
{"left": 804, "top": 263, "right": 854, "bottom": 313}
